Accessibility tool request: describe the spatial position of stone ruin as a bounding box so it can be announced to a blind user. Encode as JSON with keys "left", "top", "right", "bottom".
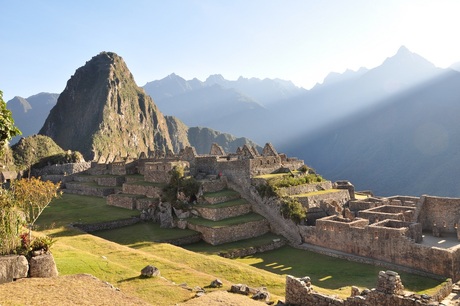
{"left": 285, "top": 270, "right": 451, "bottom": 306}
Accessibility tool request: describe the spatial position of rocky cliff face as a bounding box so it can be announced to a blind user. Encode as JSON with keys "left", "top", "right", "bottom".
{"left": 39, "top": 52, "right": 173, "bottom": 160}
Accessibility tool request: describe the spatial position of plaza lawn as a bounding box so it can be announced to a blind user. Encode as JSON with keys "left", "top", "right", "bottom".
{"left": 35, "top": 193, "right": 138, "bottom": 230}
{"left": 234, "top": 245, "right": 446, "bottom": 295}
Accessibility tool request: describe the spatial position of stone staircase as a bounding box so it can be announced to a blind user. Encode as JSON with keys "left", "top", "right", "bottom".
{"left": 185, "top": 182, "right": 271, "bottom": 245}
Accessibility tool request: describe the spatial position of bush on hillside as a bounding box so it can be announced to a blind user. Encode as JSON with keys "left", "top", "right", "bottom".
{"left": 12, "top": 135, "right": 64, "bottom": 170}
{"left": 280, "top": 197, "right": 306, "bottom": 224}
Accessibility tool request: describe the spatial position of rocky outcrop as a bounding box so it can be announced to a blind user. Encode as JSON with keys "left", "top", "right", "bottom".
{"left": 39, "top": 52, "right": 173, "bottom": 161}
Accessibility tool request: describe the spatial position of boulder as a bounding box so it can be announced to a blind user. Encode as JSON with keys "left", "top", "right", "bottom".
{"left": 29, "top": 253, "right": 58, "bottom": 278}
{"left": 230, "top": 284, "right": 250, "bottom": 295}
{"left": 252, "top": 289, "right": 270, "bottom": 302}
{"left": 210, "top": 279, "right": 223, "bottom": 288}
{"left": 140, "top": 265, "right": 160, "bottom": 277}
{"left": 0, "top": 255, "right": 29, "bottom": 284}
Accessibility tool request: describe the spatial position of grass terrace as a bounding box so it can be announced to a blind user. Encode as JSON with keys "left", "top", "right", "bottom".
{"left": 291, "top": 189, "right": 344, "bottom": 197}
{"left": 203, "top": 189, "right": 240, "bottom": 198}
{"left": 186, "top": 213, "right": 265, "bottom": 228}
{"left": 195, "top": 198, "right": 249, "bottom": 209}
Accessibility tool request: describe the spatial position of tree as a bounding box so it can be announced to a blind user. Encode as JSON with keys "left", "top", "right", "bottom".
{"left": 0, "top": 90, "right": 21, "bottom": 156}
{"left": 10, "top": 178, "right": 61, "bottom": 240}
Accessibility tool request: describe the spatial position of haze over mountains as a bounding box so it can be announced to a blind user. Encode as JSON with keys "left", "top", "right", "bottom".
{"left": 6, "top": 46, "right": 460, "bottom": 197}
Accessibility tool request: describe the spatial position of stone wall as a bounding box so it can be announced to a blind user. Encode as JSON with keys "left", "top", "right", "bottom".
{"left": 418, "top": 195, "right": 460, "bottom": 232}
{"left": 72, "top": 217, "right": 140, "bottom": 232}
{"left": 295, "top": 189, "right": 350, "bottom": 209}
{"left": 186, "top": 218, "right": 270, "bottom": 245}
{"left": 107, "top": 194, "right": 139, "bottom": 210}
{"left": 200, "top": 178, "right": 228, "bottom": 193}
{"left": 300, "top": 216, "right": 460, "bottom": 280}
{"left": 32, "top": 162, "right": 92, "bottom": 177}
{"left": 194, "top": 202, "right": 252, "bottom": 221}
{"left": 96, "top": 176, "right": 125, "bottom": 187}
{"left": 219, "top": 238, "right": 286, "bottom": 258}
{"left": 64, "top": 182, "right": 117, "bottom": 197}
{"left": 358, "top": 205, "right": 415, "bottom": 224}
{"left": 285, "top": 272, "right": 452, "bottom": 306}
{"left": 122, "top": 182, "right": 163, "bottom": 198}
{"left": 277, "top": 181, "right": 333, "bottom": 196}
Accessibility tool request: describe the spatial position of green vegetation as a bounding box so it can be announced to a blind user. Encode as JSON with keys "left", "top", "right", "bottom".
{"left": 280, "top": 197, "right": 306, "bottom": 224}
{"left": 0, "top": 90, "right": 21, "bottom": 154}
{"left": 11, "top": 135, "right": 65, "bottom": 171}
{"left": 292, "top": 189, "right": 343, "bottom": 197}
{"left": 0, "top": 178, "right": 60, "bottom": 255}
{"left": 94, "top": 222, "right": 198, "bottom": 245}
{"left": 235, "top": 246, "right": 446, "bottom": 296}
{"left": 196, "top": 198, "right": 248, "bottom": 209}
{"left": 204, "top": 189, "right": 240, "bottom": 198}
{"left": 30, "top": 193, "right": 446, "bottom": 304}
{"left": 186, "top": 213, "right": 264, "bottom": 228}
{"left": 162, "top": 165, "right": 200, "bottom": 205}
{"left": 35, "top": 194, "right": 138, "bottom": 230}
{"left": 184, "top": 233, "right": 283, "bottom": 255}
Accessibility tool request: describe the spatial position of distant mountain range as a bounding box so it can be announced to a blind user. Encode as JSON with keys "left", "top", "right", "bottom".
{"left": 7, "top": 93, "right": 59, "bottom": 144}
{"left": 6, "top": 46, "right": 460, "bottom": 197}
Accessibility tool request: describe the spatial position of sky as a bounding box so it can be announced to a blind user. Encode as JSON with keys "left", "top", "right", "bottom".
{"left": 1, "top": 0, "right": 460, "bottom": 101}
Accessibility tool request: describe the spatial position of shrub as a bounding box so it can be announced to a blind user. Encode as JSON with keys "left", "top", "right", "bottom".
{"left": 255, "top": 183, "right": 277, "bottom": 198}
{"left": 280, "top": 198, "right": 306, "bottom": 224}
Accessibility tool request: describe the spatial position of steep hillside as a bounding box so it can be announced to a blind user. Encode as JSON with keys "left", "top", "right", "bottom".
{"left": 7, "top": 93, "right": 59, "bottom": 144}
{"left": 285, "top": 70, "right": 460, "bottom": 197}
{"left": 39, "top": 52, "right": 173, "bottom": 160}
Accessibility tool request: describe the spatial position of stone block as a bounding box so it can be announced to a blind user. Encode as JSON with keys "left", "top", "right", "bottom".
{"left": 29, "top": 253, "right": 58, "bottom": 278}
{"left": 0, "top": 255, "right": 29, "bottom": 284}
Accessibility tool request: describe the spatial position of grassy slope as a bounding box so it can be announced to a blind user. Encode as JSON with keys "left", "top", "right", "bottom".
{"left": 34, "top": 193, "right": 447, "bottom": 304}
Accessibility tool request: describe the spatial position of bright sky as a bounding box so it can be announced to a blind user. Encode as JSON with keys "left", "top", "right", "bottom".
{"left": 1, "top": 0, "right": 460, "bottom": 101}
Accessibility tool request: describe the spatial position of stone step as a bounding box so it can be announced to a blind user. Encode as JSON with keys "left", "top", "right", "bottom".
{"left": 186, "top": 213, "right": 270, "bottom": 245}
{"left": 199, "top": 178, "right": 228, "bottom": 193}
{"left": 194, "top": 199, "right": 252, "bottom": 221}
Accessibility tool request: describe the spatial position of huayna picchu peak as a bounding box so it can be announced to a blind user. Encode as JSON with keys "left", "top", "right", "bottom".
{"left": 39, "top": 52, "right": 173, "bottom": 160}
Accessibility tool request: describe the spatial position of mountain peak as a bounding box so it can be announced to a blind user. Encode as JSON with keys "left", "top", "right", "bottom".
{"left": 40, "top": 52, "right": 173, "bottom": 160}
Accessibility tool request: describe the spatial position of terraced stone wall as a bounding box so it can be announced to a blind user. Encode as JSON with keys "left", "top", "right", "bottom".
{"left": 122, "top": 183, "right": 162, "bottom": 198}
{"left": 187, "top": 219, "right": 270, "bottom": 245}
{"left": 195, "top": 203, "right": 252, "bottom": 221}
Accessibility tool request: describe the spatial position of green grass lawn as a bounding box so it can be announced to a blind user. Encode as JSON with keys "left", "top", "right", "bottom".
{"left": 123, "top": 180, "right": 165, "bottom": 187}
{"left": 291, "top": 189, "right": 343, "bottom": 197}
{"left": 94, "top": 222, "right": 199, "bottom": 246}
{"left": 35, "top": 194, "right": 138, "bottom": 230}
{"left": 204, "top": 189, "right": 239, "bottom": 198}
{"left": 186, "top": 213, "right": 265, "bottom": 228}
{"left": 184, "top": 233, "right": 283, "bottom": 255}
{"left": 195, "top": 198, "right": 248, "bottom": 209}
{"left": 34, "top": 193, "right": 447, "bottom": 303}
{"left": 234, "top": 245, "right": 446, "bottom": 295}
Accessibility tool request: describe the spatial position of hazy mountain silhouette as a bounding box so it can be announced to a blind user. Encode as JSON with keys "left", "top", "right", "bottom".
{"left": 7, "top": 93, "right": 59, "bottom": 144}
{"left": 284, "top": 70, "right": 460, "bottom": 197}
